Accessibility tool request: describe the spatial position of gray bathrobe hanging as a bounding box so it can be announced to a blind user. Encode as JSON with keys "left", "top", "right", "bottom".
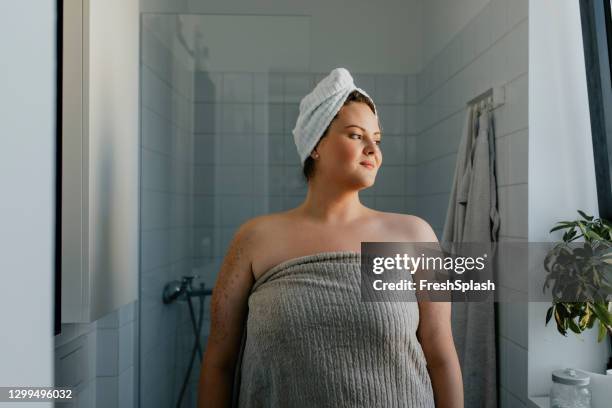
{"left": 442, "top": 104, "right": 500, "bottom": 408}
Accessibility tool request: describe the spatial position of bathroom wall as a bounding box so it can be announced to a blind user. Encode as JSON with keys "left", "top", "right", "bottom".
{"left": 54, "top": 302, "right": 138, "bottom": 407}
{"left": 0, "top": 1, "right": 55, "bottom": 405}
{"left": 140, "top": 15, "right": 198, "bottom": 407}
{"left": 141, "top": 0, "right": 423, "bottom": 75}
{"left": 415, "top": 0, "right": 528, "bottom": 406}
{"left": 528, "top": 0, "right": 607, "bottom": 399}
{"left": 421, "top": 0, "right": 491, "bottom": 66}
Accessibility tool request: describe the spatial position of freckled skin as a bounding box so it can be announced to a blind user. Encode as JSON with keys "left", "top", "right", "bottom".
{"left": 208, "top": 227, "right": 254, "bottom": 348}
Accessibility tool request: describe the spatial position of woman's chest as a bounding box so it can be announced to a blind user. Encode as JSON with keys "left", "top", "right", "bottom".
{"left": 250, "top": 219, "right": 408, "bottom": 281}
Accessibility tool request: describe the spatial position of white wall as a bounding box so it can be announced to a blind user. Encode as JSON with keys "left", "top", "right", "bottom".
{"left": 141, "top": 0, "right": 422, "bottom": 74}
{"left": 0, "top": 0, "right": 55, "bottom": 405}
{"left": 87, "top": 0, "right": 140, "bottom": 322}
{"left": 528, "top": 0, "right": 608, "bottom": 398}
{"left": 416, "top": 0, "right": 528, "bottom": 237}
{"left": 182, "top": 14, "right": 311, "bottom": 73}
{"left": 420, "top": 0, "right": 489, "bottom": 67}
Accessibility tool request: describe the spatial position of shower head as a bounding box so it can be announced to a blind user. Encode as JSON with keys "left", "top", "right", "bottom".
{"left": 162, "top": 280, "right": 185, "bottom": 304}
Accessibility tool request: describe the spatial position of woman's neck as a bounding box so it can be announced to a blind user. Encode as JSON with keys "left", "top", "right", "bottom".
{"left": 295, "top": 185, "right": 370, "bottom": 225}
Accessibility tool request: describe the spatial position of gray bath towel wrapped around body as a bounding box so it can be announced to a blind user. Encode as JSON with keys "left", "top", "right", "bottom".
{"left": 231, "top": 251, "right": 435, "bottom": 407}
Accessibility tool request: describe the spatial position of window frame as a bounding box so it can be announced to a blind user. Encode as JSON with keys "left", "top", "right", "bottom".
{"left": 55, "top": 0, "right": 63, "bottom": 336}
{"left": 579, "top": 0, "right": 612, "bottom": 222}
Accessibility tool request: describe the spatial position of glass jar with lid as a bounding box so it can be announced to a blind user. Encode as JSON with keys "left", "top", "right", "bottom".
{"left": 550, "top": 368, "right": 591, "bottom": 408}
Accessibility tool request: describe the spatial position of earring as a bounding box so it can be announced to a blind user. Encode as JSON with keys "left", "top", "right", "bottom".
{"left": 313, "top": 153, "right": 319, "bottom": 159}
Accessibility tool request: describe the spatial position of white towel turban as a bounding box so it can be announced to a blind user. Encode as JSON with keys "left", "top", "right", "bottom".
{"left": 292, "top": 67, "right": 377, "bottom": 166}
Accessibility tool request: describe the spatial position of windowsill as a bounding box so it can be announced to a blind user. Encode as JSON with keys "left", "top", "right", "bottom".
{"left": 528, "top": 396, "right": 549, "bottom": 408}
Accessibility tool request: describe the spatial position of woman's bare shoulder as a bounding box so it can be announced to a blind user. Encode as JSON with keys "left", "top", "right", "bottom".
{"left": 375, "top": 211, "right": 439, "bottom": 242}
{"left": 244, "top": 210, "right": 292, "bottom": 232}
{"left": 236, "top": 211, "right": 292, "bottom": 247}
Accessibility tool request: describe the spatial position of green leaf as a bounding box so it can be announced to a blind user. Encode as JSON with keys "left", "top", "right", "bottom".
{"left": 551, "top": 224, "right": 571, "bottom": 233}
{"left": 567, "top": 318, "right": 582, "bottom": 334}
{"left": 586, "top": 230, "right": 605, "bottom": 241}
{"left": 550, "top": 222, "right": 576, "bottom": 234}
{"left": 598, "top": 322, "right": 607, "bottom": 342}
{"left": 578, "top": 210, "right": 594, "bottom": 221}
{"left": 546, "top": 306, "right": 554, "bottom": 325}
{"left": 587, "top": 311, "right": 596, "bottom": 328}
{"left": 592, "top": 302, "right": 612, "bottom": 326}
{"left": 579, "top": 305, "right": 592, "bottom": 330}
{"left": 554, "top": 305, "right": 569, "bottom": 336}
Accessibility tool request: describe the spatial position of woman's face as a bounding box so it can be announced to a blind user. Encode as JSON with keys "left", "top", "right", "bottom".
{"left": 312, "top": 102, "right": 382, "bottom": 189}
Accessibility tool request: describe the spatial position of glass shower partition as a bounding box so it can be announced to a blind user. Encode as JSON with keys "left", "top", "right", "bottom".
{"left": 139, "top": 13, "right": 314, "bottom": 407}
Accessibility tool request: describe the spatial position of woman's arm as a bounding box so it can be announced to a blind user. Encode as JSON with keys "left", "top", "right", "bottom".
{"left": 197, "top": 220, "right": 257, "bottom": 408}
{"left": 409, "top": 216, "right": 464, "bottom": 408}
{"left": 417, "top": 301, "right": 463, "bottom": 408}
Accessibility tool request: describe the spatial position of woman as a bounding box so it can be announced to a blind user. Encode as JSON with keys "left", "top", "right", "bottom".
{"left": 198, "top": 68, "right": 463, "bottom": 407}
